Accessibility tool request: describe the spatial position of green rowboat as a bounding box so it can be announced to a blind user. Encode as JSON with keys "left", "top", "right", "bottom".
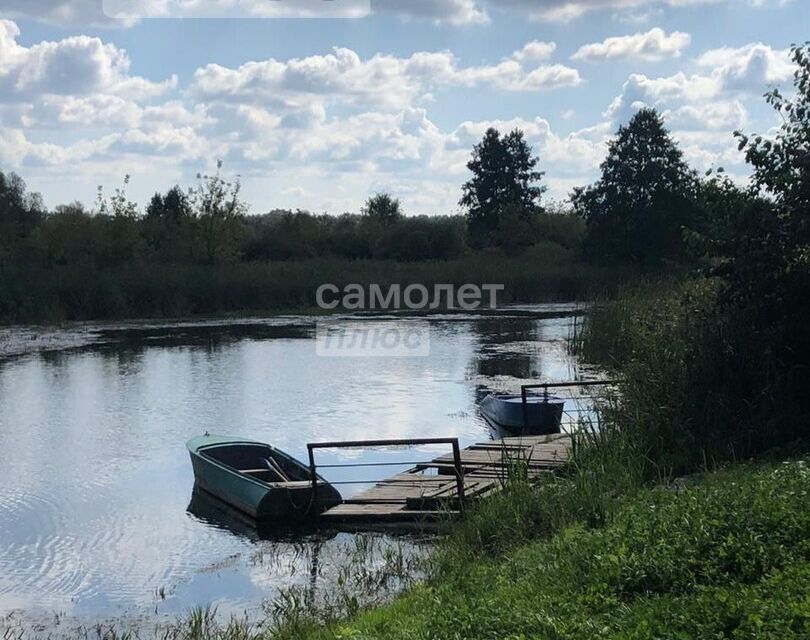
{"left": 186, "top": 435, "right": 342, "bottom": 522}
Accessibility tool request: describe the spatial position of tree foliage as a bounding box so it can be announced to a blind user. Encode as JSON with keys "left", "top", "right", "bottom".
{"left": 737, "top": 43, "right": 810, "bottom": 218}
{"left": 726, "top": 42, "right": 810, "bottom": 305}
{"left": 573, "top": 108, "right": 699, "bottom": 265}
{"left": 147, "top": 186, "right": 191, "bottom": 224}
{"left": 192, "top": 161, "right": 248, "bottom": 264}
{"left": 461, "top": 128, "right": 545, "bottom": 247}
{"left": 715, "top": 42, "right": 810, "bottom": 425}
{"left": 585, "top": 44, "right": 810, "bottom": 471}
{"left": 0, "top": 171, "right": 44, "bottom": 241}
{"left": 362, "top": 193, "right": 403, "bottom": 224}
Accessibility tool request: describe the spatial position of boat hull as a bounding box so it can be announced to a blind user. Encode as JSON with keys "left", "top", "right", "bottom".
{"left": 480, "top": 393, "right": 564, "bottom": 435}
{"left": 187, "top": 435, "right": 341, "bottom": 523}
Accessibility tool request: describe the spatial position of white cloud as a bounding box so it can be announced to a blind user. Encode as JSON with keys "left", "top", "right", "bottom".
{"left": 672, "top": 129, "right": 748, "bottom": 173}
{"left": 605, "top": 43, "right": 791, "bottom": 124}
{"left": 445, "top": 116, "right": 609, "bottom": 177}
{"left": 0, "top": 0, "right": 488, "bottom": 25}
{"left": 0, "top": 20, "right": 580, "bottom": 192}
{"left": 0, "top": 0, "right": 113, "bottom": 25}
{"left": 605, "top": 72, "right": 713, "bottom": 123}
{"left": 114, "top": 124, "right": 209, "bottom": 158}
{"left": 513, "top": 41, "right": 557, "bottom": 62}
{"left": 597, "top": 43, "right": 791, "bottom": 177}
{"left": 697, "top": 42, "right": 793, "bottom": 91}
{"left": 0, "top": 20, "right": 208, "bottom": 171}
{"left": 190, "top": 45, "right": 580, "bottom": 114}
{"left": 30, "top": 95, "right": 144, "bottom": 128}
{"left": 0, "top": 18, "right": 787, "bottom": 214}
{"left": 1, "top": 0, "right": 794, "bottom": 26}
{"left": 0, "top": 0, "right": 371, "bottom": 23}
{"left": 613, "top": 7, "right": 664, "bottom": 24}
{"left": 373, "top": 0, "right": 489, "bottom": 25}
{"left": 0, "top": 126, "right": 119, "bottom": 166}
{"left": 0, "top": 19, "right": 175, "bottom": 101}
{"left": 666, "top": 100, "right": 748, "bottom": 131}
{"left": 484, "top": 0, "right": 789, "bottom": 22}
{"left": 484, "top": 0, "right": 712, "bottom": 22}
{"left": 107, "top": 0, "right": 488, "bottom": 23}
{"left": 0, "top": 128, "right": 29, "bottom": 166}
{"left": 572, "top": 27, "right": 690, "bottom": 62}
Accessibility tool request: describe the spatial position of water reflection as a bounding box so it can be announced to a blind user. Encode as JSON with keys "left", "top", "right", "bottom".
{"left": 471, "top": 316, "right": 539, "bottom": 380}
{"left": 187, "top": 487, "right": 335, "bottom": 545}
{"left": 0, "top": 306, "right": 589, "bottom": 624}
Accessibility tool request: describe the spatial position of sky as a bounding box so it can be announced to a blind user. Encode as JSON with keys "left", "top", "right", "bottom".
{"left": 0, "top": 0, "right": 807, "bottom": 215}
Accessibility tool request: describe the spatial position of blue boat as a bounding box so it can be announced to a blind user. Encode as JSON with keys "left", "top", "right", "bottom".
{"left": 479, "top": 393, "right": 564, "bottom": 435}
{"left": 187, "top": 435, "right": 342, "bottom": 522}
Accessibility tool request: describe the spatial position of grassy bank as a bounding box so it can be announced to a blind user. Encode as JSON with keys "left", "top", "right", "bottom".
{"left": 298, "top": 458, "right": 809, "bottom": 639}
{"left": 0, "top": 245, "right": 634, "bottom": 324}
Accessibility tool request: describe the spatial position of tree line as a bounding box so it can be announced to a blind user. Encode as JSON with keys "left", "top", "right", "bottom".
{"left": 0, "top": 97, "right": 711, "bottom": 273}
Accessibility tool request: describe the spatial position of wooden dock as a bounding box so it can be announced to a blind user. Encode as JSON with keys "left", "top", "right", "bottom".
{"left": 314, "top": 433, "right": 572, "bottom": 529}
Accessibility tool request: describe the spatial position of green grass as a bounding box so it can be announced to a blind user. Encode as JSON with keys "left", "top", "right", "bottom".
{"left": 301, "top": 458, "right": 810, "bottom": 639}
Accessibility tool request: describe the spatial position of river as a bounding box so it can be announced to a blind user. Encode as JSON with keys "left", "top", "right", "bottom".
{"left": 0, "top": 305, "right": 596, "bottom": 629}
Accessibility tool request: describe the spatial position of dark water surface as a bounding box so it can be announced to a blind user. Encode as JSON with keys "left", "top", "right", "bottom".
{"left": 0, "top": 306, "right": 596, "bottom": 625}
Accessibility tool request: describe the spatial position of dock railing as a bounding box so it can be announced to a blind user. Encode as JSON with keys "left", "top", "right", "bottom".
{"left": 307, "top": 438, "right": 466, "bottom": 510}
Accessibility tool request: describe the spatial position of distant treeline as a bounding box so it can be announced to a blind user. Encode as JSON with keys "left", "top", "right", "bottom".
{"left": 0, "top": 167, "right": 599, "bottom": 322}
{"left": 0, "top": 152, "right": 598, "bottom": 323}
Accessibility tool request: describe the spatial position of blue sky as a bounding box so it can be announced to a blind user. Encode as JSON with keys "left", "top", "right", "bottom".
{"left": 0, "top": 0, "right": 807, "bottom": 215}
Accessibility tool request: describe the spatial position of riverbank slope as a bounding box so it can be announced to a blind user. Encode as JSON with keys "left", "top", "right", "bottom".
{"left": 290, "top": 457, "right": 809, "bottom": 639}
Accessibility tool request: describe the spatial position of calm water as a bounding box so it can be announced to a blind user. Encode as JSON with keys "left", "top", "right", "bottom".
{"left": 0, "top": 306, "right": 595, "bottom": 625}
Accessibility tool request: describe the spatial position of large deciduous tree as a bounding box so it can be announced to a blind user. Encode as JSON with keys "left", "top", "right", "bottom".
{"left": 573, "top": 108, "right": 699, "bottom": 265}
{"left": 674, "top": 42, "right": 810, "bottom": 454}
{"left": 146, "top": 186, "right": 191, "bottom": 224}
{"left": 145, "top": 185, "right": 194, "bottom": 260}
{"left": 460, "top": 128, "right": 545, "bottom": 247}
{"left": 362, "top": 193, "right": 403, "bottom": 224}
{"left": 192, "top": 161, "right": 247, "bottom": 265}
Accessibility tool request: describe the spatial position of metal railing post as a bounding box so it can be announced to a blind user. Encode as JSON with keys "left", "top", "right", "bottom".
{"left": 307, "top": 443, "right": 318, "bottom": 496}
{"left": 521, "top": 386, "right": 529, "bottom": 432}
{"left": 451, "top": 438, "right": 465, "bottom": 512}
